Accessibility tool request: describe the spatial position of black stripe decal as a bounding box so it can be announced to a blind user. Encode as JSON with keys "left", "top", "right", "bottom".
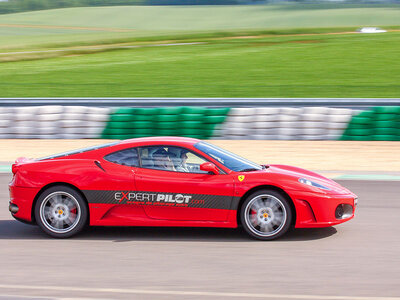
{"left": 83, "top": 190, "right": 240, "bottom": 210}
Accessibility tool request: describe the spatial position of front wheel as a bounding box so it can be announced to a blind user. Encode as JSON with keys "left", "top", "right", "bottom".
{"left": 35, "top": 186, "right": 88, "bottom": 238}
{"left": 240, "top": 190, "right": 292, "bottom": 240}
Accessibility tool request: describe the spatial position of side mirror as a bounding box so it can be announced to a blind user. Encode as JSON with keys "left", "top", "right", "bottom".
{"left": 200, "top": 162, "right": 219, "bottom": 175}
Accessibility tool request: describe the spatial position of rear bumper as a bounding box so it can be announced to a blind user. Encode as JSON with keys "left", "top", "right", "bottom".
{"left": 9, "top": 184, "right": 40, "bottom": 223}
{"left": 288, "top": 190, "right": 357, "bottom": 228}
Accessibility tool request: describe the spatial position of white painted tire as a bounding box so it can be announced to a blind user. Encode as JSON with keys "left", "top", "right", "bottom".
{"left": 301, "top": 121, "right": 325, "bottom": 128}
{"left": 0, "top": 113, "right": 13, "bottom": 120}
{"left": 328, "top": 114, "right": 352, "bottom": 123}
{"left": 38, "top": 127, "right": 59, "bottom": 135}
{"left": 86, "top": 114, "right": 110, "bottom": 122}
{"left": 257, "top": 128, "right": 279, "bottom": 135}
{"left": 60, "top": 120, "right": 85, "bottom": 128}
{"left": 277, "top": 135, "right": 297, "bottom": 140}
{"left": 0, "top": 120, "right": 10, "bottom": 127}
{"left": 279, "top": 114, "right": 299, "bottom": 122}
{"left": 38, "top": 106, "right": 64, "bottom": 114}
{"left": 226, "top": 127, "right": 252, "bottom": 135}
{"left": 227, "top": 121, "right": 253, "bottom": 129}
{"left": 279, "top": 121, "right": 302, "bottom": 128}
{"left": 278, "top": 128, "right": 301, "bottom": 135}
{"left": 62, "top": 113, "right": 86, "bottom": 120}
{"left": 64, "top": 106, "right": 88, "bottom": 114}
{"left": 328, "top": 129, "right": 346, "bottom": 136}
{"left": 301, "top": 135, "right": 324, "bottom": 140}
{"left": 14, "top": 134, "right": 38, "bottom": 139}
{"left": 252, "top": 121, "right": 278, "bottom": 129}
{"left": 280, "top": 107, "right": 301, "bottom": 115}
{"left": 255, "top": 115, "right": 279, "bottom": 122}
{"left": 329, "top": 108, "right": 353, "bottom": 115}
{"left": 0, "top": 128, "right": 12, "bottom": 134}
{"left": 327, "top": 122, "right": 348, "bottom": 130}
{"left": 14, "top": 121, "right": 38, "bottom": 128}
{"left": 86, "top": 107, "right": 111, "bottom": 114}
{"left": 13, "top": 127, "right": 36, "bottom": 134}
{"left": 15, "top": 106, "right": 39, "bottom": 114}
{"left": 325, "top": 134, "right": 342, "bottom": 140}
{"left": 37, "top": 114, "right": 62, "bottom": 122}
{"left": 226, "top": 115, "right": 255, "bottom": 123}
{"left": 302, "top": 107, "right": 330, "bottom": 114}
{"left": 255, "top": 107, "right": 280, "bottom": 115}
{"left": 229, "top": 108, "right": 256, "bottom": 116}
{"left": 301, "top": 128, "right": 326, "bottom": 135}
{"left": 14, "top": 113, "right": 33, "bottom": 121}
{"left": 251, "top": 134, "right": 280, "bottom": 140}
{"left": 0, "top": 107, "right": 12, "bottom": 114}
{"left": 301, "top": 114, "right": 326, "bottom": 122}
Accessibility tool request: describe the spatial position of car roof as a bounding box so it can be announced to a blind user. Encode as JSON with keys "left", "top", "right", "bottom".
{"left": 119, "top": 136, "right": 201, "bottom": 147}
{"left": 36, "top": 137, "right": 201, "bottom": 161}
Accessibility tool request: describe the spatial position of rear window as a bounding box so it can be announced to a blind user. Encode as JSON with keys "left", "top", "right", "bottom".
{"left": 104, "top": 148, "right": 139, "bottom": 167}
{"left": 37, "top": 142, "right": 120, "bottom": 160}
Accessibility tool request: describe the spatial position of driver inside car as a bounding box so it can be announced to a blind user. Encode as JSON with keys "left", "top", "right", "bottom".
{"left": 168, "top": 148, "right": 190, "bottom": 172}
{"left": 152, "top": 148, "right": 175, "bottom": 171}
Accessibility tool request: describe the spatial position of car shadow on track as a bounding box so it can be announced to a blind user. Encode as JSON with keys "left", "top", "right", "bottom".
{"left": 0, "top": 219, "right": 337, "bottom": 242}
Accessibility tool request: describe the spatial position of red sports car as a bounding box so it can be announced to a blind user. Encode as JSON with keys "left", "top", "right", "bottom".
{"left": 9, "top": 137, "right": 357, "bottom": 240}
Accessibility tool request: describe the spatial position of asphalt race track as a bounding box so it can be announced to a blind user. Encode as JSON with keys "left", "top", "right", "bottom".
{"left": 0, "top": 174, "right": 399, "bottom": 300}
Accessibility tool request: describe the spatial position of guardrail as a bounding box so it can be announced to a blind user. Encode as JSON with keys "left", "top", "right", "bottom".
{"left": 1, "top": 98, "right": 400, "bottom": 108}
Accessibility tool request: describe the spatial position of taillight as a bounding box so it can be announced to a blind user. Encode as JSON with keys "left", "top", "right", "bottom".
{"left": 12, "top": 157, "right": 30, "bottom": 175}
{"left": 12, "top": 164, "right": 20, "bottom": 175}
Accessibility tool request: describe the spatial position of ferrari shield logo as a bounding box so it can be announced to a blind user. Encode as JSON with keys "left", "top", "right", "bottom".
{"left": 238, "top": 175, "right": 245, "bottom": 182}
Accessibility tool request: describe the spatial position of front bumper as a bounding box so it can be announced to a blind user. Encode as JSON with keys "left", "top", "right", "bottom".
{"left": 288, "top": 190, "right": 357, "bottom": 228}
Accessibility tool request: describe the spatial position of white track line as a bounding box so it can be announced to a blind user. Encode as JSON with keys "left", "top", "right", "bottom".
{"left": 0, "top": 294, "right": 53, "bottom": 299}
{"left": 0, "top": 284, "right": 398, "bottom": 300}
{"left": 0, "top": 295, "right": 111, "bottom": 300}
{"left": 0, "top": 42, "right": 205, "bottom": 56}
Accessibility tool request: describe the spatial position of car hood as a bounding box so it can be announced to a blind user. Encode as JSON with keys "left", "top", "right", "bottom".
{"left": 265, "top": 164, "right": 354, "bottom": 195}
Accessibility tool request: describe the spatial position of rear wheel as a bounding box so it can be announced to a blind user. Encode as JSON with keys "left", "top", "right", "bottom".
{"left": 35, "top": 186, "right": 87, "bottom": 238}
{"left": 240, "top": 189, "right": 292, "bottom": 240}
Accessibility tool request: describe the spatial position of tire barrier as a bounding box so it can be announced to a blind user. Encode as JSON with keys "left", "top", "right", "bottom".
{"left": 341, "top": 106, "right": 400, "bottom": 141}
{"left": 216, "top": 107, "right": 355, "bottom": 140}
{"left": 101, "top": 107, "right": 230, "bottom": 140}
{"left": 0, "top": 105, "right": 399, "bottom": 140}
{"left": 0, "top": 106, "right": 111, "bottom": 139}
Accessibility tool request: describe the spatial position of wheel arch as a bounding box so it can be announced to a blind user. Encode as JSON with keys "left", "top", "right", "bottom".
{"left": 31, "top": 182, "right": 89, "bottom": 224}
{"left": 236, "top": 185, "right": 296, "bottom": 226}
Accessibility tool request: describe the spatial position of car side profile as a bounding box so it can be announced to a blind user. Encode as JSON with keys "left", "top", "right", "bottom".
{"left": 9, "top": 137, "right": 357, "bottom": 240}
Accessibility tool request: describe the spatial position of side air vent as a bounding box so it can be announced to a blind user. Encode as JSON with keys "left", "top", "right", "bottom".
{"left": 94, "top": 160, "right": 106, "bottom": 172}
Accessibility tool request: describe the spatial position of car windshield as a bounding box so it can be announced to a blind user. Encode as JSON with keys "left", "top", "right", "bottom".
{"left": 194, "top": 142, "right": 262, "bottom": 172}
{"left": 37, "top": 142, "right": 120, "bottom": 160}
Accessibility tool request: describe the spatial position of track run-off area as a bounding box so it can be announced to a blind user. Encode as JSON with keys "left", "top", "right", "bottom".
{"left": 1, "top": 175, "right": 399, "bottom": 300}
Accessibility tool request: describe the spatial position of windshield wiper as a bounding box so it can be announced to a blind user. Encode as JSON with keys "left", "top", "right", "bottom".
{"left": 239, "top": 168, "right": 259, "bottom": 172}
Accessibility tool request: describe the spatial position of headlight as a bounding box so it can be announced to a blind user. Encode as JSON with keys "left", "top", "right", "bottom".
{"left": 298, "top": 178, "right": 331, "bottom": 190}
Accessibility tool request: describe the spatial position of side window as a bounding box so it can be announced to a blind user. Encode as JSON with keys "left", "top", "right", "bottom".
{"left": 139, "top": 146, "right": 208, "bottom": 173}
{"left": 104, "top": 148, "right": 138, "bottom": 167}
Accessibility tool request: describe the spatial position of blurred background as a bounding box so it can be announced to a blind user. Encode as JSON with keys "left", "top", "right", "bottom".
{"left": 0, "top": 1, "right": 400, "bottom": 300}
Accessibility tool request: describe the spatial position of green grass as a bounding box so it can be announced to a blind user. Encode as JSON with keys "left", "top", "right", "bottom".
{"left": 1, "top": 32, "right": 399, "bottom": 98}
{"left": 2, "top": 5, "right": 400, "bottom": 30}
{"left": 0, "top": 4, "right": 400, "bottom": 98}
{"left": 1, "top": 4, "right": 400, "bottom": 50}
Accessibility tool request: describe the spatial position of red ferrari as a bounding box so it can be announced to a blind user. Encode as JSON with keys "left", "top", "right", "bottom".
{"left": 9, "top": 137, "right": 357, "bottom": 240}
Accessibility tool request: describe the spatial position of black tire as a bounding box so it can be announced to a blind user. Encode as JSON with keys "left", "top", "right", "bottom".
{"left": 34, "top": 186, "right": 88, "bottom": 238}
{"left": 240, "top": 189, "right": 292, "bottom": 240}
